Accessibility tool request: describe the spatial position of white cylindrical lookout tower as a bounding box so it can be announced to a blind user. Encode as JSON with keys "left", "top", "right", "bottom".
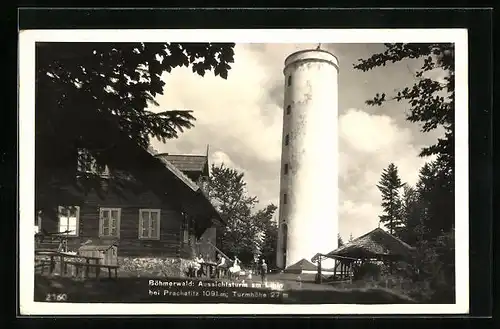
{"left": 276, "top": 48, "right": 339, "bottom": 270}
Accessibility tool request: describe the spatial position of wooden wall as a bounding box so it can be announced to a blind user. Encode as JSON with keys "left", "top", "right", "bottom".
{"left": 38, "top": 179, "right": 186, "bottom": 258}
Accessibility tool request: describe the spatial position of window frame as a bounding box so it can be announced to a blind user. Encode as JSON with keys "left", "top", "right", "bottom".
{"left": 284, "top": 163, "right": 289, "bottom": 175}
{"left": 138, "top": 208, "right": 161, "bottom": 240}
{"left": 283, "top": 193, "right": 288, "bottom": 205}
{"left": 285, "top": 134, "right": 289, "bottom": 146}
{"left": 99, "top": 207, "right": 121, "bottom": 238}
{"left": 287, "top": 75, "right": 292, "bottom": 86}
{"left": 57, "top": 206, "right": 80, "bottom": 236}
{"left": 286, "top": 105, "right": 291, "bottom": 115}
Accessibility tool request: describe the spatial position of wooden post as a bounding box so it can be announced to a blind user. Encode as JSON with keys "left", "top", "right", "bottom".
{"left": 59, "top": 255, "right": 64, "bottom": 276}
{"left": 85, "top": 259, "right": 90, "bottom": 279}
{"left": 317, "top": 256, "right": 322, "bottom": 284}
{"left": 50, "top": 256, "right": 55, "bottom": 273}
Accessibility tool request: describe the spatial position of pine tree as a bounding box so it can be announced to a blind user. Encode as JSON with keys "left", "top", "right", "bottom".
{"left": 416, "top": 158, "right": 454, "bottom": 239}
{"left": 337, "top": 234, "right": 344, "bottom": 247}
{"left": 377, "top": 163, "right": 405, "bottom": 236}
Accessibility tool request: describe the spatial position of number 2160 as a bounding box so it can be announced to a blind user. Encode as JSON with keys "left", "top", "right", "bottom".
{"left": 45, "top": 293, "right": 68, "bottom": 301}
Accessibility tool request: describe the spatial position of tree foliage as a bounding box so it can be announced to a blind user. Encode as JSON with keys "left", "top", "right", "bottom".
{"left": 355, "top": 43, "right": 455, "bottom": 239}
{"left": 377, "top": 163, "right": 405, "bottom": 235}
{"left": 356, "top": 43, "right": 456, "bottom": 302}
{"left": 255, "top": 205, "right": 279, "bottom": 268}
{"left": 353, "top": 43, "right": 454, "bottom": 163}
{"left": 416, "top": 159, "right": 455, "bottom": 237}
{"left": 399, "top": 184, "right": 422, "bottom": 245}
{"left": 208, "top": 163, "right": 277, "bottom": 265}
{"left": 36, "top": 42, "right": 235, "bottom": 217}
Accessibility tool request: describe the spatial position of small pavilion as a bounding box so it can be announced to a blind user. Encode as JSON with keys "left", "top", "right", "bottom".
{"left": 311, "top": 227, "right": 416, "bottom": 284}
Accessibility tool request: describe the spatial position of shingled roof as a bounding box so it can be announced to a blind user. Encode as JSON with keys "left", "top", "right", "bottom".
{"left": 327, "top": 228, "right": 416, "bottom": 261}
{"left": 152, "top": 152, "right": 200, "bottom": 192}
{"left": 285, "top": 258, "right": 318, "bottom": 273}
{"left": 155, "top": 154, "right": 208, "bottom": 173}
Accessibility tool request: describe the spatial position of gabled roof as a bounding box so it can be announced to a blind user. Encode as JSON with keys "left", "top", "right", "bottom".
{"left": 146, "top": 150, "right": 225, "bottom": 229}
{"left": 285, "top": 258, "right": 317, "bottom": 272}
{"left": 94, "top": 129, "right": 224, "bottom": 234}
{"left": 327, "top": 228, "right": 416, "bottom": 260}
{"left": 156, "top": 154, "right": 208, "bottom": 173}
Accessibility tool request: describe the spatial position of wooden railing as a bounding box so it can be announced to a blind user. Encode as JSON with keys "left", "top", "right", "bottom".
{"left": 205, "top": 240, "right": 231, "bottom": 262}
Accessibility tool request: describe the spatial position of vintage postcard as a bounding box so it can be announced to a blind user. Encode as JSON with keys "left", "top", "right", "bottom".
{"left": 18, "top": 29, "right": 469, "bottom": 315}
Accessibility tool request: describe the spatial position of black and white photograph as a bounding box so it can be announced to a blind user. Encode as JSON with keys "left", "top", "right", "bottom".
{"left": 19, "top": 29, "right": 469, "bottom": 315}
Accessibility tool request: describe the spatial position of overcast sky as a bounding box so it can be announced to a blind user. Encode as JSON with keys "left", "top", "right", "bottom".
{"left": 149, "top": 43, "right": 446, "bottom": 240}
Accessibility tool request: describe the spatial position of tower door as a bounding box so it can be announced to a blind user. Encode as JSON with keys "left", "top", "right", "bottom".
{"left": 282, "top": 224, "right": 288, "bottom": 266}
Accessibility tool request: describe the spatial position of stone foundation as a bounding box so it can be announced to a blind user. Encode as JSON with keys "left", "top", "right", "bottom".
{"left": 117, "top": 257, "right": 198, "bottom": 278}
{"left": 35, "top": 255, "right": 198, "bottom": 278}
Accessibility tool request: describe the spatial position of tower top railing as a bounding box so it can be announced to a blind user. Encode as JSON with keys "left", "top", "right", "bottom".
{"left": 284, "top": 49, "right": 339, "bottom": 74}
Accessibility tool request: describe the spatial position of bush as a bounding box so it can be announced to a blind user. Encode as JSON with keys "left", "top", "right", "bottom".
{"left": 378, "top": 229, "right": 456, "bottom": 303}
{"left": 353, "top": 262, "right": 382, "bottom": 281}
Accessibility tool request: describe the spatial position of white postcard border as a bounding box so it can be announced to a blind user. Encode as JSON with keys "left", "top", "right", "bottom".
{"left": 19, "top": 28, "right": 469, "bottom": 315}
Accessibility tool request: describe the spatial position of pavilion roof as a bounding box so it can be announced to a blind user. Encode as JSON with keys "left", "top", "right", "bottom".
{"left": 324, "top": 228, "right": 416, "bottom": 261}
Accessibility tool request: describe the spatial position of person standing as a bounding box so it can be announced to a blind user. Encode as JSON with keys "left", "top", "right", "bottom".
{"left": 194, "top": 254, "right": 204, "bottom": 278}
{"left": 229, "top": 256, "right": 241, "bottom": 279}
{"left": 260, "top": 259, "right": 268, "bottom": 285}
{"left": 216, "top": 253, "right": 226, "bottom": 279}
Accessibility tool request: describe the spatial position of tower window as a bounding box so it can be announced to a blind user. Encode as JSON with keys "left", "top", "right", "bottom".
{"left": 284, "top": 163, "right": 289, "bottom": 175}
{"left": 287, "top": 75, "right": 292, "bottom": 86}
{"left": 285, "top": 134, "right": 289, "bottom": 146}
{"left": 283, "top": 193, "right": 288, "bottom": 204}
{"left": 286, "top": 105, "right": 291, "bottom": 115}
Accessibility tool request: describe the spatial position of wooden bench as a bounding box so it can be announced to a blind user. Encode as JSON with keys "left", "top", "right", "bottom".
{"left": 65, "top": 261, "right": 119, "bottom": 279}
{"left": 201, "top": 262, "right": 217, "bottom": 278}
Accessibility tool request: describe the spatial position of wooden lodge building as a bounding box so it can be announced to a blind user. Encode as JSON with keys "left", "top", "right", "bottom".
{"left": 35, "top": 138, "right": 224, "bottom": 276}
